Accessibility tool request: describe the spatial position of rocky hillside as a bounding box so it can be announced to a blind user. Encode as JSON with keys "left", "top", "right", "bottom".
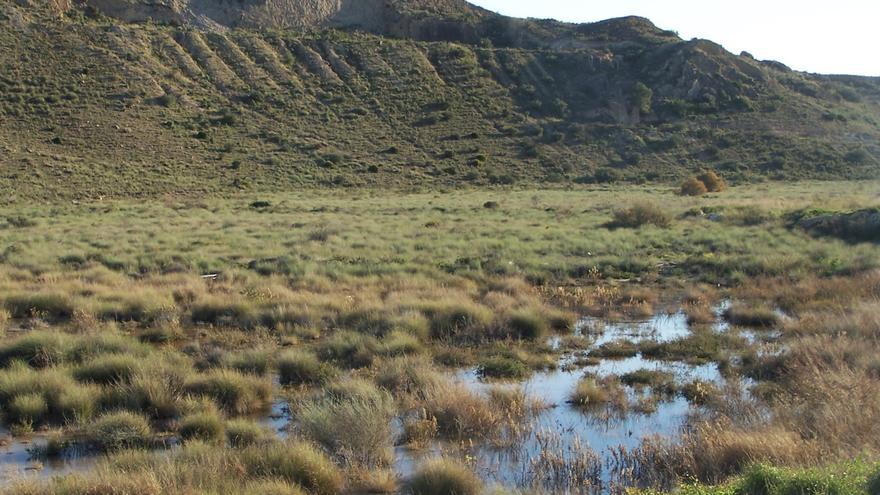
{"left": 1, "top": 0, "right": 878, "bottom": 200}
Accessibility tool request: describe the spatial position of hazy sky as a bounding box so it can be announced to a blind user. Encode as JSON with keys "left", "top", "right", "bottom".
{"left": 469, "top": 0, "right": 879, "bottom": 76}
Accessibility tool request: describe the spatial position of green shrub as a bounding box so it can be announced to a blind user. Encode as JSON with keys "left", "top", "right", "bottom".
{"left": 57, "top": 384, "right": 99, "bottom": 423}
{"left": 631, "top": 82, "right": 653, "bottom": 114}
{"left": 118, "top": 362, "right": 189, "bottom": 420}
{"left": 620, "top": 369, "right": 676, "bottom": 394}
{"left": 868, "top": 467, "right": 880, "bottom": 495}
{"left": 138, "top": 326, "right": 182, "bottom": 344}
{"left": 408, "top": 458, "right": 483, "bottom": 495}
{"left": 85, "top": 412, "right": 152, "bottom": 451}
{"left": 240, "top": 480, "right": 306, "bottom": 495}
{"left": 277, "top": 350, "right": 336, "bottom": 386}
{"left": 179, "top": 412, "right": 225, "bottom": 443}
{"left": 240, "top": 441, "right": 343, "bottom": 495}
{"left": 737, "top": 463, "right": 868, "bottom": 495}
{"left": 375, "top": 357, "right": 441, "bottom": 398}
{"left": 589, "top": 340, "right": 639, "bottom": 359}
{"left": 609, "top": 203, "right": 672, "bottom": 229}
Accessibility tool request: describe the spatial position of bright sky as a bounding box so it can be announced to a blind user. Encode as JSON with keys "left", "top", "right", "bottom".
{"left": 469, "top": 0, "right": 880, "bottom": 76}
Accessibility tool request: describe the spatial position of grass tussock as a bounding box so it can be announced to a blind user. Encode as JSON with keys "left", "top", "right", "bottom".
{"left": 82, "top": 411, "right": 153, "bottom": 451}
{"left": 277, "top": 350, "right": 337, "bottom": 386}
{"left": 569, "top": 376, "right": 627, "bottom": 412}
{"left": 608, "top": 202, "right": 672, "bottom": 229}
{"left": 424, "top": 301, "right": 493, "bottom": 341}
{"left": 184, "top": 369, "right": 272, "bottom": 415}
{"left": 225, "top": 419, "right": 270, "bottom": 448}
{"left": 179, "top": 411, "right": 225, "bottom": 443}
{"left": 477, "top": 356, "right": 530, "bottom": 380}
{"left": 295, "top": 381, "right": 396, "bottom": 467}
{"left": 239, "top": 441, "right": 343, "bottom": 495}
{"left": 724, "top": 304, "right": 780, "bottom": 328}
{"left": 408, "top": 458, "right": 483, "bottom": 495}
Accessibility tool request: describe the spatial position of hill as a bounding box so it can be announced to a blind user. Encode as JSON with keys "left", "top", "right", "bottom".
{"left": 1, "top": 0, "right": 878, "bottom": 200}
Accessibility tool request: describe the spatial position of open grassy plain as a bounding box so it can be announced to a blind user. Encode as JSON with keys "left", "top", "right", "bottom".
{"left": 0, "top": 182, "right": 878, "bottom": 494}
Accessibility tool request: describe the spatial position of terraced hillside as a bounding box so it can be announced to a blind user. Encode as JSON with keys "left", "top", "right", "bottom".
{"left": 0, "top": 0, "right": 878, "bottom": 200}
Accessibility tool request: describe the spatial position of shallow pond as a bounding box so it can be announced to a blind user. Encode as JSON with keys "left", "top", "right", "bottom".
{"left": 393, "top": 305, "right": 750, "bottom": 492}
{"left": 0, "top": 302, "right": 776, "bottom": 492}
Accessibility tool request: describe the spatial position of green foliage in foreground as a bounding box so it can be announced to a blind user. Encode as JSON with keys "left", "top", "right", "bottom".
{"left": 636, "top": 461, "right": 880, "bottom": 495}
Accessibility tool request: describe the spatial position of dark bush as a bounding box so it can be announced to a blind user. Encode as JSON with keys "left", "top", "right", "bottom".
{"left": 608, "top": 202, "right": 672, "bottom": 229}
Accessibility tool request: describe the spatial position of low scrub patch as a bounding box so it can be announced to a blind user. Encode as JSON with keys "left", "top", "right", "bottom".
{"left": 608, "top": 203, "right": 672, "bottom": 229}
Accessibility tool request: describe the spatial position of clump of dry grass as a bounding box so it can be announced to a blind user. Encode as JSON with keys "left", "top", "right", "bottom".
{"left": 724, "top": 303, "right": 779, "bottom": 328}
{"left": 568, "top": 376, "right": 628, "bottom": 414}
{"left": 526, "top": 430, "right": 602, "bottom": 492}
{"left": 408, "top": 458, "right": 483, "bottom": 495}
{"left": 375, "top": 356, "right": 442, "bottom": 402}
{"left": 608, "top": 202, "right": 672, "bottom": 229}
{"left": 295, "top": 381, "right": 396, "bottom": 467}
{"left": 678, "top": 423, "right": 817, "bottom": 483}
{"left": 421, "top": 380, "right": 499, "bottom": 440}
{"left": 400, "top": 412, "right": 439, "bottom": 448}
{"left": 277, "top": 349, "right": 336, "bottom": 386}
{"left": 183, "top": 369, "right": 272, "bottom": 415}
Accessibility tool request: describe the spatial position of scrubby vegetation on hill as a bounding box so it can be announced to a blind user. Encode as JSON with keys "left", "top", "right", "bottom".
{"left": 0, "top": 1, "right": 878, "bottom": 200}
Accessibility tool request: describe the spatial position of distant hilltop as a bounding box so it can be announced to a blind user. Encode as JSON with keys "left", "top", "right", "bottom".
{"left": 0, "top": 0, "right": 877, "bottom": 199}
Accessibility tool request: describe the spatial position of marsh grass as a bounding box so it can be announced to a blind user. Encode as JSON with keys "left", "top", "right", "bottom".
{"left": 408, "top": 458, "right": 483, "bottom": 495}
{"left": 225, "top": 419, "right": 270, "bottom": 447}
{"left": 82, "top": 411, "right": 153, "bottom": 451}
{"left": 184, "top": 369, "right": 272, "bottom": 415}
{"left": 7, "top": 393, "right": 48, "bottom": 427}
{"left": 621, "top": 370, "right": 677, "bottom": 396}
{"left": 223, "top": 349, "right": 272, "bottom": 376}
{"left": 724, "top": 304, "right": 780, "bottom": 328}
{"left": 0, "top": 186, "right": 878, "bottom": 492}
{"left": 277, "top": 350, "right": 337, "bottom": 386}
{"left": 590, "top": 340, "right": 640, "bottom": 359}
{"left": 477, "top": 356, "right": 530, "bottom": 379}
{"left": 317, "top": 331, "right": 379, "bottom": 368}
{"left": 73, "top": 354, "right": 140, "bottom": 384}
{"left": 295, "top": 381, "right": 396, "bottom": 467}
{"left": 179, "top": 411, "right": 225, "bottom": 443}
{"left": 239, "top": 440, "right": 343, "bottom": 495}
